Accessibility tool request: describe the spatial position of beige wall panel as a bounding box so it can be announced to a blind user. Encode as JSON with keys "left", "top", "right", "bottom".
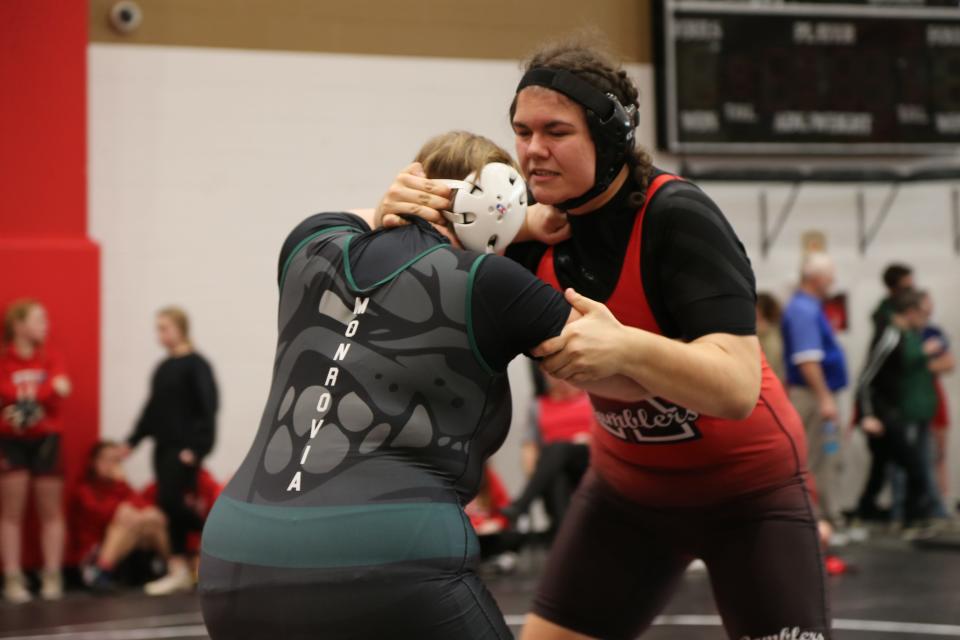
{"left": 90, "top": 0, "right": 654, "bottom": 62}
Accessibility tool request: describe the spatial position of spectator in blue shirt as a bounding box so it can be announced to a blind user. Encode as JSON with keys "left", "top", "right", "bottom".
{"left": 782, "top": 252, "right": 849, "bottom": 529}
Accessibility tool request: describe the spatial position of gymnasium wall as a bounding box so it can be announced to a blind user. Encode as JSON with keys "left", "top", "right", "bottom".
{"left": 88, "top": 42, "right": 960, "bottom": 510}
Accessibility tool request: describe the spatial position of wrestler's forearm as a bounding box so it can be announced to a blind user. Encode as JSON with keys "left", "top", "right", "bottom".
{"left": 576, "top": 375, "right": 651, "bottom": 402}
{"left": 617, "top": 328, "right": 761, "bottom": 419}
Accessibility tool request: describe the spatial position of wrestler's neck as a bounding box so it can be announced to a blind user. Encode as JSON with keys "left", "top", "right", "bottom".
{"left": 566, "top": 165, "right": 630, "bottom": 216}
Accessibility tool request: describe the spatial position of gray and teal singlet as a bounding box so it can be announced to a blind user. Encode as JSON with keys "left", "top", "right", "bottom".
{"left": 199, "top": 213, "right": 568, "bottom": 639}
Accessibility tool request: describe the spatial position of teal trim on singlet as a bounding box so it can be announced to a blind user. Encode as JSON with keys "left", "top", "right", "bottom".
{"left": 279, "top": 226, "right": 357, "bottom": 290}
{"left": 201, "top": 495, "right": 478, "bottom": 569}
{"left": 466, "top": 255, "right": 496, "bottom": 376}
{"left": 342, "top": 234, "right": 450, "bottom": 293}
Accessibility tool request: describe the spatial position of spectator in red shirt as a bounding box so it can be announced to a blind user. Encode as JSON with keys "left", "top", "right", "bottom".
{"left": 73, "top": 441, "right": 169, "bottom": 593}
{"left": 0, "top": 299, "right": 71, "bottom": 603}
{"left": 502, "top": 372, "right": 592, "bottom": 533}
{"left": 465, "top": 465, "right": 519, "bottom": 573}
{"left": 466, "top": 466, "right": 511, "bottom": 537}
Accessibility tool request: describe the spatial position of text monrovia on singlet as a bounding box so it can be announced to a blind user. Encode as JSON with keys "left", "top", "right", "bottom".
{"left": 286, "top": 295, "right": 369, "bottom": 492}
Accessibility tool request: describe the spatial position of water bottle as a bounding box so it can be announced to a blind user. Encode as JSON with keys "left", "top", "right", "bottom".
{"left": 822, "top": 420, "right": 840, "bottom": 456}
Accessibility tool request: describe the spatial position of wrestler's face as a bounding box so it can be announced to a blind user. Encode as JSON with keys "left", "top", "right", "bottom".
{"left": 512, "top": 87, "right": 596, "bottom": 210}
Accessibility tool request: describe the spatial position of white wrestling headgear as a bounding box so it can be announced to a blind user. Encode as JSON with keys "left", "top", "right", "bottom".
{"left": 436, "top": 162, "right": 527, "bottom": 254}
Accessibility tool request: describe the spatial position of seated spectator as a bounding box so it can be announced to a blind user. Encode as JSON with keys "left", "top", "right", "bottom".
{"left": 502, "top": 374, "right": 592, "bottom": 534}
{"left": 756, "top": 292, "right": 786, "bottom": 383}
{"left": 855, "top": 289, "right": 934, "bottom": 528}
{"left": 73, "top": 441, "right": 170, "bottom": 593}
{"left": 465, "top": 465, "right": 519, "bottom": 572}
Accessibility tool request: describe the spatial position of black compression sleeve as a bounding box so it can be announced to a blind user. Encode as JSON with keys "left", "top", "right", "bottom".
{"left": 505, "top": 241, "right": 549, "bottom": 275}
{"left": 472, "top": 256, "right": 571, "bottom": 372}
{"left": 277, "top": 212, "right": 369, "bottom": 286}
{"left": 645, "top": 184, "right": 757, "bottom": 340}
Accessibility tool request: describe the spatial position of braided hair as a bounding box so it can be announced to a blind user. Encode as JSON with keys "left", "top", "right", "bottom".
{"left": 510, "top": 36, "right": 654, "bottom": 208}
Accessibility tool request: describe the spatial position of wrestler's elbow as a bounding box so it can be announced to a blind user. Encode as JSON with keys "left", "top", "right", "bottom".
{"left": 722, "top": 368, "right": 761, "bottom": 420}
{"left": 725, "top": 389, "right": 759, "bottom": 421}
{"left": 703, "top": 334, "right": 761, "bottom": 420}
{"left": 704, "top": 362, "right": 759, "bottom": 420}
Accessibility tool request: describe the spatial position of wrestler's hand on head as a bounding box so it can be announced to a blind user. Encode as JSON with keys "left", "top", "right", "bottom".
{"left": 517, "top": 204, "right": 571, "bottom": 245}
{"left": 375, "top": 162, "right": 452, "bottom": 229}
{"left": 533, "top": 289, "right": 626, "bottom": 383}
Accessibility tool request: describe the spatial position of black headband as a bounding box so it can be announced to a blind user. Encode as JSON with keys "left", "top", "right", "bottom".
{"left": 516, "top": 68, "right": 615, "bottom": 120}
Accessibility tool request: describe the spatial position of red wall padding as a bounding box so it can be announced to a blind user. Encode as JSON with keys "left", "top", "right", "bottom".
{"left": 0, "top": 1, "right": 97, "bottom": 568}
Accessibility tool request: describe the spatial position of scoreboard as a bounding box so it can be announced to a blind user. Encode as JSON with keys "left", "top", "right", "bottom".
{"left": 655, "top": 0, "right": 960, "bottom": 154}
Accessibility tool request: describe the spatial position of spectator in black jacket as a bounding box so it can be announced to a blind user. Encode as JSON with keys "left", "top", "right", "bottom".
{"left": 870, "top": 263, "right": 914, "bottom": 334}
{"left": 121, "top": 306, "right": 218, "bottom": 595}
{"left": 855, "top": 289, "right": 933, "bottom": 528}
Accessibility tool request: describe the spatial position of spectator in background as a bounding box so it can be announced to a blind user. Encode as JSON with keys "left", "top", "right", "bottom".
{"left": 465, "top": 465, "right": 519, "bottom": 573}
{"left": 141, "top": 465, "right": 221, "bottom": 577}
{"left": 782, "top": 253, "right": 848, "bottom": 531}
{"left": 757, "top": 292, "right": 786, "bottom": 383}
{"left": 872, "top": 263, "right": 914, "bottom": 334}
{"left": 121, "top": 306, "right": 218, "bottom": 596}
{"left": 861, "top": 263, "right": 916, "bottom": 524}
{"left": 887, "top": 289, "right": 954, "bottom": 527}
{"left": 0, "top": 299, "right": 71, "bottom": 603}
{"left": 502, "top": 373, "right": 592, "bottom": 535}
{"left": 73, "top": 441, "right": 170, "bottom": 593}
{"left": 919, "top": 291, "right": 954, "bottom": 512}
{"left": 855, "top": 289, "right": 933, "bottom": 528}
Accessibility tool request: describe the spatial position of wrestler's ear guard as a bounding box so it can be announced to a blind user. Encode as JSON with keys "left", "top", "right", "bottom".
{"left": 436, "top": 163, "right": 528, "bottom": 254}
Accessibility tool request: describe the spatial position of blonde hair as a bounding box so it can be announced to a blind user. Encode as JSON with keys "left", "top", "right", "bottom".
{"left": 157, "top": 306, "right": 192, "bottom": 346}
{"left": 414, "top": 131, "right": 518, "bottom": 182}
{"left": 3, "top": 298, "right": 42, "bottom": 344}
